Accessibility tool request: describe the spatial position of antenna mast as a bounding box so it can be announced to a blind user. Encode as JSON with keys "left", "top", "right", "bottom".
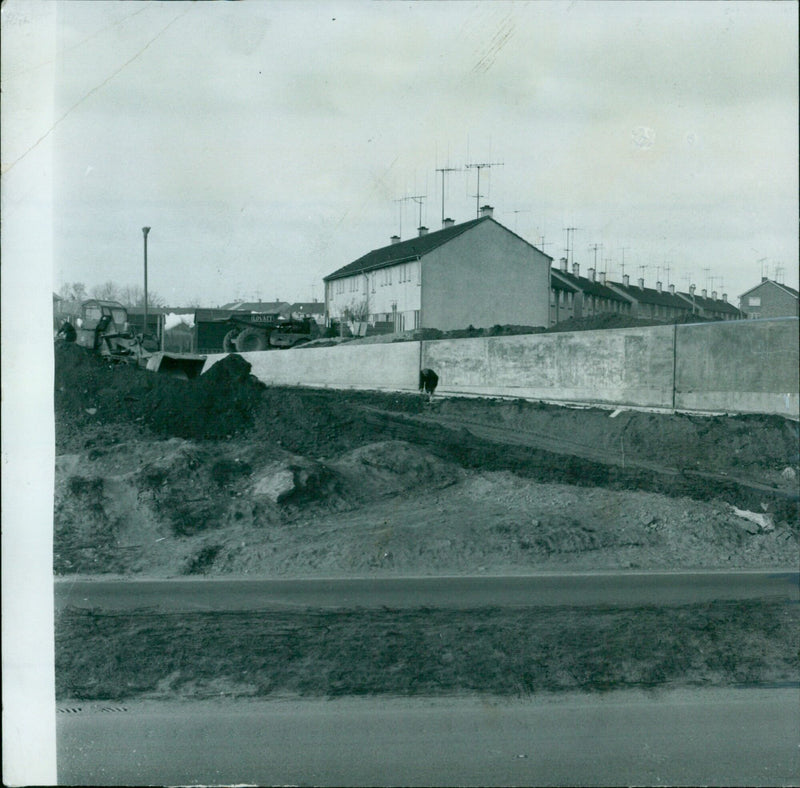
{"left": 393, "top": 194, "right": 426, "bottom": 238}
{"left": 465, "top": 161, "right": 503, "bottom": 218}
{"left": 620, "top": 247, "right": 630, "bottom": 278}
{"left": 411, "top": 195, "right": 427, "bottom": 229}
{"left": 435, "top": 166, "right": 461, "bottom": 225}
{"left": 588, "top": 243, "right": 603, "bottom": 270}
{"left": 563, "top": 227, "right": 579, "bottom": 266}
{"left": 510, "top": 209, "right": 530, "bottom": 233}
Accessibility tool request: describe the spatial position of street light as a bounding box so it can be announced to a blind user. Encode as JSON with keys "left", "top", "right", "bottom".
{"left": 142, "top": 227, "right": 151, "bottom": 337}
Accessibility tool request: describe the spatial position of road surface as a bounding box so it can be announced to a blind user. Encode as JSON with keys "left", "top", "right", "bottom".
{"left": 57, "top": 688, "right": 800, "bottom": 786}
{"left": 54, "top": 570, "right": 799, "bottom": 612}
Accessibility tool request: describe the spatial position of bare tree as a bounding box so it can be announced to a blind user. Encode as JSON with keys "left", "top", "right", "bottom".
{"left": 118, "top": 284, "right": 149, "bottom": 307}
{"left": 343, "top": 299, "right": 370, "bottom": 322}
{"left": 91, "top": 281, "right": 120, "bottom": 301}
{"left": 58, "top": 282, "right": 88, "bottom": 302}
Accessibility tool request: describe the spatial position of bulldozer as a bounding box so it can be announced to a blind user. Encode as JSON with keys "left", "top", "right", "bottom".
{"left": 71, "top": 299, "right": 206, "bottom": 379}
{"left": 221, "top": 313, "right": 320, "bottom": 353}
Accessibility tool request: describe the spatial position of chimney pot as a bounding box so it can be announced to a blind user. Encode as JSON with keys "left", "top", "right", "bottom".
{"left": 623, "top": 274, "right": 630, "bottom": 287}
{"left": 417, "top": 226, "right": 429, "bottom": 237}
{"left": 442, "top": 218, "right": 455, "bottom": 228}
{"left": 390, "top": 235, "right": 401, "bottom": 245}
{"left": 479, "top": 205, "right": 494, "bottom": 218}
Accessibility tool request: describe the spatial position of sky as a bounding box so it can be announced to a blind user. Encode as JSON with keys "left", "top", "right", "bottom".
{"left": 5, "top": 0, "right": 799, "bottom": 307}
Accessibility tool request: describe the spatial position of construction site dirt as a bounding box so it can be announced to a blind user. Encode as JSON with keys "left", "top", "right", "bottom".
{"left": 54, "top": 342, "right": 798, "bottom": 578}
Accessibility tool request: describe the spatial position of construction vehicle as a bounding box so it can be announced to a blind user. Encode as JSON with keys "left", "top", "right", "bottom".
{"left": 71, "top": 299, "right": 206, "bottom": 378}
{"left": 221, "top": 313, "right": 320, "bottom": 352}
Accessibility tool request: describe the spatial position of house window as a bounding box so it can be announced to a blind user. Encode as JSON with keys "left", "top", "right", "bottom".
{"left": 748, "top": 296, "right": 761, "bottom": 307}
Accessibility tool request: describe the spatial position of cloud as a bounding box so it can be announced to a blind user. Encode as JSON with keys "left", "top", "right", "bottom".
{"left": 48, "top": 1, "right": 798, "bottom": 303}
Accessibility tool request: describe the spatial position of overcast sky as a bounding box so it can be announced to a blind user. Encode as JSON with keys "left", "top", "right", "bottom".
{"left": 6, "top": 0, "right": 799, "bottom": 307}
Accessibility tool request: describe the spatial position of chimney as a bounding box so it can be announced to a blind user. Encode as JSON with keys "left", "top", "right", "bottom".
{"left": 712, "top": 290, "right": 718, "bottom": 301}
{"left": 587, "top": 267, "right": 596, "bottom": 282}
{"left": 669, "top": 284, "right": 675, "bottom": 295}
{"left": 390, "top": 235, "right": 401, "bottom": 245}
{"left": 623, "top": 274, "right": 630, "bottom": 287}
{"left": 559, "top": 257, "right": 568, "bottom": 272}
{"left": 701, "top": 289, "right": 707, "bottom": 298}
{"left": 656, "top": 281, "right": 662, "bottom": 293}
{"left": 572, "top": 263, "right": 580, "bottom": 277}
{"left": 722, "top": 293, "right": 728, "bottom": 303}
{"left": 689, "top": 284, "right": 696, "bottom": 295}
{"left": 479, "top": 205, "right": 494, "bottom": 218}
{"left": 761, "top": 276, "right": 768, "bottom": 282}
{"left": 442, "top": 218, "right": 455, "bottom": 229}
{"left": 417, "top": 226, "right": 429, "bottom": 237}
{"left": 599, "top": 271, "right": 607, "bottom": 284}
{"left": 638, "top": 278, "right": 645, "bottom": 289}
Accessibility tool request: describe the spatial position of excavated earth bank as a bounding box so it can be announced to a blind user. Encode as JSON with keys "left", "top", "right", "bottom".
{"left": 54, "top": 343, "right": 798, "bottom": 577}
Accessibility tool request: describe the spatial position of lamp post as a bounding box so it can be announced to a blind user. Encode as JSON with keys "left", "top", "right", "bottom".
{"left": 142, "top": 227, "right": 151, "bottom": 336}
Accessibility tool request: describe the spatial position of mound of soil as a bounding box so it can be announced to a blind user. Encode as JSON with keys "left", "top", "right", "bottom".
{"left": 52, "top": 343, "right": 798, "bottom": 577}
{"left": 55, "top": 346, "right": 266, "bottom": 448}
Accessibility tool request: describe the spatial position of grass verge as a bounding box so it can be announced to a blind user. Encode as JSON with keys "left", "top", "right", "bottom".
{"left": 56, "top": 600, "right": 798, "bottom": 701}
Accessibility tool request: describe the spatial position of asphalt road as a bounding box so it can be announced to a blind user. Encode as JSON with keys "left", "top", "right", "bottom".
{"left": 57, "top": 688, "right": 800, "bottom": 786}
{"left": 54, "top": 570, "right": 799, "bottom": 612}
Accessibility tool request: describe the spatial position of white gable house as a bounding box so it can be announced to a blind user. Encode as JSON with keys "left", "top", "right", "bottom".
{"left": 323, "top": 209, "right": 552, "bottom": 333}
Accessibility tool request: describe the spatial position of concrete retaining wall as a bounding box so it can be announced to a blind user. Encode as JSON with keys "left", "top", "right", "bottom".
{"left": 420, "top": 326, "right": 677, "bottom": 408}
{"left": 203, "top": 341, "right": 421, "bottom": 392}
{"left": 202, "top": 318, "right": 798, "bottom": 418}
{"left": 674, "top": 318, "right": 799, "bottom": 416}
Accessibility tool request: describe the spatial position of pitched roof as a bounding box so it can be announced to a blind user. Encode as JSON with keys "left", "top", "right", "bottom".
{"left": 324, "top": 216, "right": 551, "bottom": 281}
{"left": 289, "top": 301, "right": 325, "bottom": 315}
{"left": 552, "top": 270, "right": 631, "bottom": 302}
{"left": 606, "top": 281, "right": 696, "bottom": 309}
{"left": 550, "top": 271, "right": 581, "bottom": 292}
{"left": 219, "top": 300, "right": 291, "bottom": 313}
{"left": 739, "top": 278, "right": 800, "bottom": 300}
{"left": 685, "top": 292, "right": 743, "bottom": 315}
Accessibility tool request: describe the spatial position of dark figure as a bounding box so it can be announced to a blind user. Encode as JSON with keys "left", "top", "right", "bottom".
{"left": 56, "top": 320, "right": 76, "bottom": 342}
{"left": 419, "top": 368, "right": 439, "bottom": 401}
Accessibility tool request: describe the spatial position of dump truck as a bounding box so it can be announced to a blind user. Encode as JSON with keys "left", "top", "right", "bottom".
{"left": 70, "top": 299, "right": 206, "bottom": 379}
{"left": 221, "top": 313, "right": 320, "bottom": 352}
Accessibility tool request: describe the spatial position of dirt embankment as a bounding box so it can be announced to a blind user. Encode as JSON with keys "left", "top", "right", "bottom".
{"left": 53, "top": 343, "right": 798, "bottom": 577}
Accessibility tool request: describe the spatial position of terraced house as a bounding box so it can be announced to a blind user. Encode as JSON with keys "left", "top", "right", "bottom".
{"left": 550, "top": 260, "right": 634, "bottom": 325}
{"left": 739, "top": 278, "right": 799, "bottom": 319}
{"left": 324, "top": 207, "right": 552, "bottom": 332}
